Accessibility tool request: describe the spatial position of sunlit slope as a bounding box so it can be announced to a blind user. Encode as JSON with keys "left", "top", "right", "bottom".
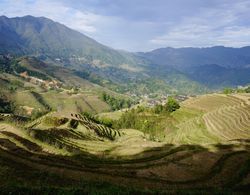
{"left": 165, "top": 94, "right": 250, "bottom": 145}
{"left": 0, "top": 114, "right": 162, "bottom": 158}
{"left": 183, "top": 94, "right": 244, "bottom": 112}
{"left": 0, "top": 93, "right": 250, "bottom": 192}
{"left": 0, "top": 118, "right": 249, "bottom": 191}
{"left": 0, "top": 72, "right": 111, "bottom": 116}
{"left": 203, "top": 95, "right": 250, "bottom": 141}
{"left": 169, "top": 93, "right": 250, "bottom": 144}
{"left": 13, "top": 90, "right": 110, "bottom": 115}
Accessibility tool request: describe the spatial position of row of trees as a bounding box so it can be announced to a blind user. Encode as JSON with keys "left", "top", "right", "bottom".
{"left": 101, "top": 92, "right": 134, "bottom": 111}
{"left": 223, "top": 86, "right": 250, "bottom": 94}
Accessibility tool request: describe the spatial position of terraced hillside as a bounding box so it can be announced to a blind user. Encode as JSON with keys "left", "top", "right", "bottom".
{"left": 0, "top": 72, "right": 112, "bottom": 117}
{"left": 164, "top": 93, "right": 250, "bottom": 145}
{"left": 204, "top": 103, "right": 250, "bottom": 140}
{"left": 185, "top": 94, "right": 250, "bottom": 141}
{"left": 0, "top": 94, "right": 250, "bottom": 193}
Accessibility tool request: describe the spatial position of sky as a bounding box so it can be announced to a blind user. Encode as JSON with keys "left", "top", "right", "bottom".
{"left": 1, "top": 0, "right": 250, "bottom": 52}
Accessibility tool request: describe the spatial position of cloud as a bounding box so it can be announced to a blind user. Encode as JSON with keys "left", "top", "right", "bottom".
{"left": 0, "top": 0, "right": 99, "bottom": 33}
{"left": 1, "top": 0, "right": 250, "bottom": 51}
{"left": 149, "top": 0, "right": 250, "bottom": 48}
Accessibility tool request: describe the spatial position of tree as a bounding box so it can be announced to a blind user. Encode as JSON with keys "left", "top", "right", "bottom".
{"left": 165, "top": 97, "right": 180, "bottom": 112}
{"left": 102, "top": 92, "right": 107, "bottom": 101}
{"left": 245, "top": 86, "right": 250, "bottom": 93}
{"left": 100, "top": 92, "right": 134, "bottom": 111}
{"left": 223, "top": 88, "right": 233, "bottom": 94}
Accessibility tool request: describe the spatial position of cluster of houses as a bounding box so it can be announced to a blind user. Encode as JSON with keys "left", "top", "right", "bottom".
{"left": 137, "top": 94, "right": 190, "bottom": 107}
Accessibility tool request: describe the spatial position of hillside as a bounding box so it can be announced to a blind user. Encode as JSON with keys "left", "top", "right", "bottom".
{"left": 184, "top": 64, "right": 250, "bottom": 88}
{"left": 138, "top": 47, "right": 250, "bottom": 88}
{"left": 0, "top": 15, "right": 140, "bottom": 68}
{"left": 0, "top": 16, "right": 212, "bottom": 94}
{"left": 0, "top": 93, "right": 249, "bottom": 193}
{"left": 1, "top": 0, "right": 250, "bottom": 193}
{"left": 138, "top": 46, "right": 250, "bottom": 69}
{"left": 0, "top": 55, "right": 116, "bottom": 118}
{"left": 1, "top": 16, "right": 250, "bottom": 92}
{"left": 165, "top": 93, "right": 250, "bottom": 144}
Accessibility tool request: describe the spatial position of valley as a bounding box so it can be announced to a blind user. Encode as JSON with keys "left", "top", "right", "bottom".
{"left": 0, "top": 14, "right": 250, "bottom": 194}
{"left": 0, "top": 87, "right": 249, "bottom": 193}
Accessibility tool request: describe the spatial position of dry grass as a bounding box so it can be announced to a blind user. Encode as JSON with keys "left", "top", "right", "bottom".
{"left": 0, "top": 93, "right": 250, "bottom": 192}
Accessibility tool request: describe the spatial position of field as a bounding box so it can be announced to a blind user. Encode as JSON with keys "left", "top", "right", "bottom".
{"left": 0, "top": 93, "right": 250, "bottom": 193}
{"left": 0, "top": 73, "right": 111, "bottom": 116}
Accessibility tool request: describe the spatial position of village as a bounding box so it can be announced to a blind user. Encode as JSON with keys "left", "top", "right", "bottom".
{"left": 136, "top": 93, "right": 190, "bottom": 108}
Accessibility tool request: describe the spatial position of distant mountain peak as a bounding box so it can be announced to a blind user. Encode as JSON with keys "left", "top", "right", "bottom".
{"left": 0, "top": 15, "right": 139, "bottom": 67}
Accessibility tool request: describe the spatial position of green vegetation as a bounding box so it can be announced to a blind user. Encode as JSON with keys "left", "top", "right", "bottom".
{"left": 245, "top": 86, "right": 250, "bottom": 93}
{"left": 2, "top": 79, "right": 25, "bottom": 92}
{"left": 223, "top": 87, "right": 234, "bottom": 94}
{"left": 30, "top": 91, "right": 51, "bottom": 111}
{"left": 153, "top": 97, "right": 180, "bottom": 114}
{"left": 101, "top": 92, "right": 135, "bottom": 111}
{"left": 82, "top": 112, "right": 113, "bottom": 128}
{"left": 165, "top": 97, "right": 180, "bottom": 112}
{"left": 222, "top": 86, "right": 250, "bottom": 94}
{"left": 0, "top": 95, "right": 14, "bottom": 113}
{"left": 0, "top": 93, "right": 250, "bottom": 193}
{"left": 112, "top": 98, "right": 180, "bottom": 140}
{"left": 12, "top": 59, "right": 50, "bottom": 80}
{"left": 113, "top": 108, "right": 167, "bottom": 140}
{"left": 1, "top": 15, "right": 250, "bottom": 193}
{"left": 0, "top": 56, "right": 50, "bottom": 81}
{"left": 30, "top": 110, "right": 49, "bottom": 120}
{"left": 74, "top": 70, "right": 112, "bottom": 87}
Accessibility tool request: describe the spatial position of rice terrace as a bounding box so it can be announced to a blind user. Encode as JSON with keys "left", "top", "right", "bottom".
{"left": 0, "top": 92, "right": 250, "bottom": 193}
{"left": 1, "top": 1, "right": 250, "bottom": 194}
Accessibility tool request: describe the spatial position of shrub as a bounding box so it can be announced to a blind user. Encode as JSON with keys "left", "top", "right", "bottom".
{"left": 165, "top": 97, "right": 180, "bottom": 112}
{"left": 154, "top": 104, "right": 164, "bottom": 114}
{"left": 69, "top": 119, "right": 79, "bottom": 129}
{"left": 30, "top": 110, "right": 46, "bottom": 120}
{"left": 245, "top": 86, "right": 250, "bottom": 93}
{"left": 0, "top": 94, "right": 15, "bottom": 113}
{"left": 101, "top": 92, "right": 134, "bottom": 111}
{"left": 223, "top": 88, "right": 234, "bottom": 94}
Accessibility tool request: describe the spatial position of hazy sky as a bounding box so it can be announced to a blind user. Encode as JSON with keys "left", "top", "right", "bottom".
{"left": 1, "top": 0, "right": 250, "bottom": 51}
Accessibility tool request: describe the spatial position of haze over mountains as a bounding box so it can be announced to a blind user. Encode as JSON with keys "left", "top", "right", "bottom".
{"left": 139, "top": 47, "right": 250, "bottom": 87}
{"left": 139, "top": 46, "right": 250, "bottom": 69}
{"left": 0, "top": 15, "right": 250, "bottom": 92}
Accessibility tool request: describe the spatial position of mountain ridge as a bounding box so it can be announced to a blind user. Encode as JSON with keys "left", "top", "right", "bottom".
{"left": 0, "top": 15, "right": 140, "bottom": 68}
{"left": 138, "top": 46, "right": 250, "bottom": 69}
{"left": 0, "top": 15, "right": 249, "bottom": 92}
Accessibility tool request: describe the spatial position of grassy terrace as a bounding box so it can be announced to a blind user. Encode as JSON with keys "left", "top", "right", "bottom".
{"left": 0, "top": 93, "right": 250, "bottom": 193}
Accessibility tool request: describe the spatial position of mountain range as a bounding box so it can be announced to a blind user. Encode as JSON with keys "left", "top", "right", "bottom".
{"left": 138, "top": 46, "right": 250, "bottom": 69}
{"left": 0, "top": 15, "right": 250, "bottom": 93}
